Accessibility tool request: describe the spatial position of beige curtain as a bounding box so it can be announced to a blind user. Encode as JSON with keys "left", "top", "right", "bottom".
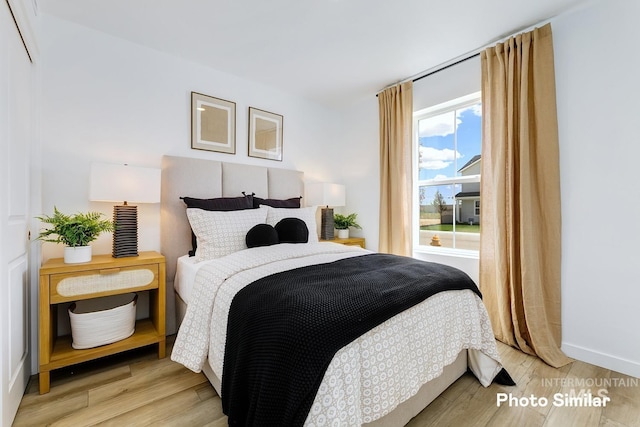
{"left": 378, "top": 81, "right": 413, "bottom": 256}
{"left": 480, "top": 24, "right": 571, "bottom": 368}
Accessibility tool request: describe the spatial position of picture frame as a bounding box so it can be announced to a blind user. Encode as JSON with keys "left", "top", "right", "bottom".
{"left": 191, "top": 92, "right": 236, "bottom": 154}
{"left": 248, "top": 107, "right": 283, "bottom": 161}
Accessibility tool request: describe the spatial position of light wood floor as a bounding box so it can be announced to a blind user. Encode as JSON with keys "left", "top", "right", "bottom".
{"left": 14, "top": 337, "right": 640, "bottom": 427}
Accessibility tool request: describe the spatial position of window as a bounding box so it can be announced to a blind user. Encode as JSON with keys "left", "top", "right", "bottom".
{"left": 414, "top": 92, "right": 481, "bottom": 253}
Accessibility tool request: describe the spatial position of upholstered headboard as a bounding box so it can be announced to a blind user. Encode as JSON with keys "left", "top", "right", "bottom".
{"left": 160, "top": 155, "right": 304, "bottom": 333}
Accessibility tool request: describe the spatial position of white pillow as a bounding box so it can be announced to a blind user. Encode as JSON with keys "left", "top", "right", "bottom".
{"left": 187, "top": 206, "right": 268, "bottom": 261}
{"left": 265, "top": 206, "right": 319, "bottom": 243}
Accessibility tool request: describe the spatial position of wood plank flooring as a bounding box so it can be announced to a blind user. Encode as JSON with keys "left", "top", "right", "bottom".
{"left": 15, "top": 338, "right": 640, "bottom": 426}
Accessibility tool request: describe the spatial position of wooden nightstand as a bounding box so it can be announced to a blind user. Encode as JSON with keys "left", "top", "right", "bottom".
{"left": 38, "top": 251, "right": 166, "bottom": 394}
{"left": 321, "top": 237, "right": 366, "bottom": 248}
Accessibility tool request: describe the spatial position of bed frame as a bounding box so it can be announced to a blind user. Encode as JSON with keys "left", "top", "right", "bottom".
{"left": 160, "top": 155, "right": 467, "bottom": 426}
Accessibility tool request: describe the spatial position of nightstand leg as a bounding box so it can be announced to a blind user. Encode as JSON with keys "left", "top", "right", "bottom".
{"left": 158, "top": 338, "right": 166, "bottom": 359}
{"left": 39, "top": 370, "right": 50, "bottom": 394}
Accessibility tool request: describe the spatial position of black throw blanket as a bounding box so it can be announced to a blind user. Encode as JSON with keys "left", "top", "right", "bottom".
{"left": 222, "top": 253, "right": 482, "bottom": 426}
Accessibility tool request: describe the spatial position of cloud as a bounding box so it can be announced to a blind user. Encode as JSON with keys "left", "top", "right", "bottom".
{"left": 418, "top": 146, "right": 462, "bottom": 170}
{"left": 457, "top": 104, "right": 482, "bottom": 117}
{"left": 419, "top": 103, "right": 481, "bottom": 138}
{"left": 418, "top": 113, "right": 459, "bottom": 137}
{"left": 421, "top": 160, "right": 450, "bottom": 170}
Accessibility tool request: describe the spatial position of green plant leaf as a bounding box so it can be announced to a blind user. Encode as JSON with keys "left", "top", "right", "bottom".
{"left": 333, "top": 212, "right": 361, "bottom": 230}
{"left": 36, "top": 207, "right": 114, "bottom": 247}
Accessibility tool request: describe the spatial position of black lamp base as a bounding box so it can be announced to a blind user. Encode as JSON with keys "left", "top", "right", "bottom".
{"left": 320, "top": 207, "right": 334, "bottom": 240}
{"left": 112, "top": 204, "right": 138, "bottom": 258}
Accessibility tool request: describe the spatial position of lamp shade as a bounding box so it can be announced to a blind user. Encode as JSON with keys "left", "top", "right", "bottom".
{"left": 306, "top": 183, "right": 345, "bottom": 207}
{"left": 89, "top": 163, "right": 160, "bottom": 258}
{"left": 90, "top": 163, "right": 161, "bottom": 204}
{"left": 306, "top": 182, "right": 346, "bottom": 241}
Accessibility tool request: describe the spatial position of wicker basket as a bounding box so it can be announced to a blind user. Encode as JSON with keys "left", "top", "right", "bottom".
{"left": 69, "top": 293, "right": 137, "bottom": 349}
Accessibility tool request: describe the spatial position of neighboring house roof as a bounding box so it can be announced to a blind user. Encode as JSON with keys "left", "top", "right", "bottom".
{"left": 455, "top": 191, "right": 480, "bottom": 198}
{"left": 458, "top": 154, "right": 481, "bottom": 173}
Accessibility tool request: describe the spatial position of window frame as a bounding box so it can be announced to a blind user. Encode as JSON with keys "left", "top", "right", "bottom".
{"left": 413, "top": 92, "right": 482, "bottom": 257}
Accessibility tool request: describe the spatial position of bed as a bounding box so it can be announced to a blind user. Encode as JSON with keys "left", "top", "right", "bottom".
{"left": 161, "top": 155, "right": 508, "bottom": 426}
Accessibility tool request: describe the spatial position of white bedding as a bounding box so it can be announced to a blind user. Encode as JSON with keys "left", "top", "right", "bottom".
{"left": 171, "top": 242, "right": 503, "bottom": 425}
{"left": 174, "top": 255, "right": 201, "bottom": 304}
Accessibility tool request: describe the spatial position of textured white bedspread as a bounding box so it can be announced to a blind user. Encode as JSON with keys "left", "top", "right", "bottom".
{"left": 171, "top": 243, "right": 502, "bottom": 425}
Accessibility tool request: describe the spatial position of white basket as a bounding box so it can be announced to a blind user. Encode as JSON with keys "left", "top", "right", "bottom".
{"left": 69, "top": 293, "right": 137, "bottom": 349}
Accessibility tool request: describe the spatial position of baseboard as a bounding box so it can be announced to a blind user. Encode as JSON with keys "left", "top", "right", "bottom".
{"left": 563, "top": 342, "right": 640, "bottom": 379}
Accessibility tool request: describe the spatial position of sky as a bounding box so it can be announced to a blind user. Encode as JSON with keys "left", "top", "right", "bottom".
{"left": 418, "top": 102, "right": 481, "bottom": 206}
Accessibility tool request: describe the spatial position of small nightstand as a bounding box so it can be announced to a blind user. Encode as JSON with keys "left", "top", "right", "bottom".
{"left": 321, "top": 237, "right": 366, "bottom": 248}
{"left": 38, "top": 251, "right": 166, "bottom": 394}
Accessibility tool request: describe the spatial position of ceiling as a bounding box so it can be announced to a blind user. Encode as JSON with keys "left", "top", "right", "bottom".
{"left": 41, "top": 0, "right": 590, "bottom": 108}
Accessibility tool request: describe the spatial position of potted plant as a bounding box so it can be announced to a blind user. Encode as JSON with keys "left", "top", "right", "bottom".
{"left": 36, "top": 207, "right": 114, "bottom": 263}
{"left": 333, "top": 213, "right": 361, "bottom": 239}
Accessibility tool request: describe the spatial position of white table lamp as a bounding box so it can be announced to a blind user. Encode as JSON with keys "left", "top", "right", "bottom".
{"left": 90, "top": 163, "right": 161, "bottom": 258}
{"left": 307, "top": 183, "right": 346, "bottom": 240}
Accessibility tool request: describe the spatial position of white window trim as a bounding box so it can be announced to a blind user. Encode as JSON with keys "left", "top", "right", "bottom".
{"left": 419, "top": 174, "right": 480, "bottom": 187}
{"left": 413, "top": 92, "right": 481, "bottom": 257}
{"left": 413, "top": 245, "right": 480, "bottom": 260}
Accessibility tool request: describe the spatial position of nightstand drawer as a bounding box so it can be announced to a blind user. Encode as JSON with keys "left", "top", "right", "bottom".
{"left": 50, "top": 264, "right": 159, "bottom": 303}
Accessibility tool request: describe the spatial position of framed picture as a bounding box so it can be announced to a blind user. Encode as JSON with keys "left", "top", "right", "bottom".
{"left": 191, "top": 92, "right": 236, "bottom": 154}
{"left": 248, "top": 107, "right": 283, "bottom": 161}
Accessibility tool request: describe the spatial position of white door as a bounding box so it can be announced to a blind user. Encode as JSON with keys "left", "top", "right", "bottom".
{"left": 1, "top": 2, "right": 33, "bottom": 425}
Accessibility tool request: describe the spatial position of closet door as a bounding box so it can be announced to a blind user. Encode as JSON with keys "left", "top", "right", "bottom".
{"left": 1, "top": 2, "right": 33, "bottom": 425}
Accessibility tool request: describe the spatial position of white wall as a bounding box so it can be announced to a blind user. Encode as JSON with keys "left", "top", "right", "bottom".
{"left": 331, "top": 97, "right": 380, "bottom": 249}
{"left": 339, "top": 0, "right": 640, "bottom": 378}
{"left": 553, "top": 0, "right": 640, "bottom": 377}
{"left": 40, "top": 14, "right": 344, "bottom": 261}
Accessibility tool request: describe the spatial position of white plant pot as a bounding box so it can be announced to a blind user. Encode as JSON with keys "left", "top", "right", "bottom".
{"left": 336, "top": 229, "right": 349, "bottom": 239}
{"left": 64, "top": 246, "right": 92, "bottom": 264}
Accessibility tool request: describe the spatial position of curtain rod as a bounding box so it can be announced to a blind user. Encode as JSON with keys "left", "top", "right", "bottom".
{"left": 412, "top": 52, "right": 480, "bottom": 83}
{"left": 377, "top": 13, "right": 560, "bottom": 96}
{"left": 376, "top": 49, "right": 481, "bottom": 96}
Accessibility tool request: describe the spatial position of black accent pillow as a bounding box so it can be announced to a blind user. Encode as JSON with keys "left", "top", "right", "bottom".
{"left": 181, "top": 195, "right": 254, "bottom": 256}
{"left": 181, "top": 195, "right": 253, "bottom": 211}
{"left": 246, "top": 224, "right": 280, "bottom": 248}
{"left": 252, "top": 196, "right": 302, "bottom": 209}
{"left": 275, "top": 217, "right": 309, "bottom": 244}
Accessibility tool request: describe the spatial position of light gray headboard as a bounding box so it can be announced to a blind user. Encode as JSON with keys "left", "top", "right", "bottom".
{"left": 160, "top": 155, "right": 304, "bottom": 332}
